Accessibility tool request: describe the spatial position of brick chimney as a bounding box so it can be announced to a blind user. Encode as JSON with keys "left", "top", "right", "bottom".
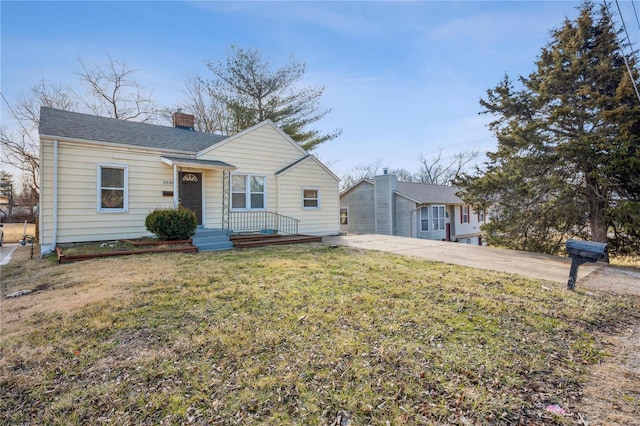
{"left": 172, "top": 109, "right": 195, "bottom": 130}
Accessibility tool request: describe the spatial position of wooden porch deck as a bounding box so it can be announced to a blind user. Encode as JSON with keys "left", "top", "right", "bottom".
{"left": 230, "top": 234, "right": 322, "bottom": 248}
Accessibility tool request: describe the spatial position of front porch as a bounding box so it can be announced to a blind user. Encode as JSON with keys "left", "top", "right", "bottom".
{"left": 192, "top": 211, "right": 315, "bottom": 251}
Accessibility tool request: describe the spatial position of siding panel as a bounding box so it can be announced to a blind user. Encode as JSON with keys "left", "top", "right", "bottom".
{"left": 339, "top": 182, "right": 375, "bottom": 234}
{"left": 40, "top": 140, "right": 176, "bottom": 246}
{"left": 276, "top": 159, "right": 339, "bottom": 236}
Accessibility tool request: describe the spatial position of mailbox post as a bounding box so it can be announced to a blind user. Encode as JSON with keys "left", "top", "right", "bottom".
{"left": 565, "top": 239, "right": 608, "bottom": 290}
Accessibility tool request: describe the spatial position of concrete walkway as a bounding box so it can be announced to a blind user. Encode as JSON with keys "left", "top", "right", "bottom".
{"left": 323, "top": 234, "right": 601, "bottom": 284}
{"left": 0, "top": 243, "right": 19, "bottom": 266}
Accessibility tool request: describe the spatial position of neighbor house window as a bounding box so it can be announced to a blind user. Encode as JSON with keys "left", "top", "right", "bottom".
{"left": 432, "top": 205, "right": 445, "bottom": 230}
{"left": 477, "top": 210, "right": 485, "bottom": 222}
{"left": 461, "top": 205, "right": 470, "bottom": 223}
{"left": 303, "top": 188, "right": 320, "bottom": 209}
{"left": 340, "top": 208, "right": 348, "bottom": 225}
{"left": 98, "top": 164, "right": 128, "bottom": 212}
{"left": 420, "top": 207, "right": 429, "bottom": 231}
{"left": 231, "top": 174, "right": 265, "bottom": 210}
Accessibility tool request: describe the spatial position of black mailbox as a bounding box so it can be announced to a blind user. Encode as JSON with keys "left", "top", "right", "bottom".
{"left": 565, "top": 239, "right": 607, "bottom": 290}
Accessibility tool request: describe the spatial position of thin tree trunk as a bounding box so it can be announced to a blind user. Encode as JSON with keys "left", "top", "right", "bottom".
{"left": 590, "top": 205, "right": 609, "bottom": 262}
{"left": 590, "top": 213, "right": 608, "bottom": 242}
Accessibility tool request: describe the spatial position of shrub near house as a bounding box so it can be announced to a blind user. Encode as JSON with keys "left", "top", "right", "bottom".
{"left": 145, "top": 207, "right": 197, "bottom": 241}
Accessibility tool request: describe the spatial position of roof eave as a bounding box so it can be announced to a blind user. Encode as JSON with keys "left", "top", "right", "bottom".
{"left": 40, "top": 134, "right": 197, "bottom": 156}
{"left": 161, "top": 156, "right": 237, "bottom": 171}
{"left": 339, "top": 178, "right": 374, "bottom": 196}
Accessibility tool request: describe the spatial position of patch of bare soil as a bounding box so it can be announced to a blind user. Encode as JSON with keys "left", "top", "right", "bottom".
{"left": 576, "top": 266, "right": 640, "bottom": 425}
{"left": 1, "top": 244, "right": 179, "bottom": 341}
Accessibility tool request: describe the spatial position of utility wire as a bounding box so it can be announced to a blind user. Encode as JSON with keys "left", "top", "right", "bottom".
{"left": 631, "top": 0, "right": 640, "bottom": 34}
{"left": 607, "top": 0, "right": 640, "bottom": 103}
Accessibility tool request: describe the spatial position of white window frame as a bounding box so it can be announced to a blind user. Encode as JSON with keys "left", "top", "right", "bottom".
{"left": 432, "top": 205, "right": 445, "bottom": 231}
{"left": 302, "top": 187, "right": 320, "bottom": 210}
{"left": 340, "top": 207, "right": 348, "bottom": 225}
{"left": 231, "top": 173, "right": 266, "bottom": 211}
{"left": 97, "top": 164, "right": 128, "bottom": 213}
{"left": 420, "top": 207, "right": 429, "bottom": 231}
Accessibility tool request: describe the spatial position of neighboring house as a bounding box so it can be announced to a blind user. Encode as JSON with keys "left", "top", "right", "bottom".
{"left": 0, "top": 195, "right": 8, "bottom": 206}
{"left": 340, "top": 170, "right": 486, "bottom": 245}
{"left": 38, "top": 107, "right": 340, "bottom": 254}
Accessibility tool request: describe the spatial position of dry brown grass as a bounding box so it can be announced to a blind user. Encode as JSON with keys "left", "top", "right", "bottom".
{"left": 1, "top": 244, "right": 180, "bottom": 339}
{"left": 1, "top": 244, "right": 639, "bottom": 425}
{"left": 1, "top": 223, "right": 36, "bottom": 243}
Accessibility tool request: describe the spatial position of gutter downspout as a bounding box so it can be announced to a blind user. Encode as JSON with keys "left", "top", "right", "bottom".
{"left": 51, "top": 139, "right": 59, "bottom": 252}
{"left": 275, "top": 174, "right": 280, "bottom": 214}
{"left": 173, "top": 164, "right": 179, "bottom": 208}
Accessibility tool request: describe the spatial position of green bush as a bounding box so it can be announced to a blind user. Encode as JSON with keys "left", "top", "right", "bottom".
{"left": 145, "top": 207, "right": 197, "bottom": 240}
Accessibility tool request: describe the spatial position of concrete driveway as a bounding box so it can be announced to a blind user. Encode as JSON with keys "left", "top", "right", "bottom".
{"left": 323, "top": 234, "right": 600, "bottom": 284}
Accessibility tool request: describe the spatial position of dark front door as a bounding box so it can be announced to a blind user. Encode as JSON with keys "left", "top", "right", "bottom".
{"left": 179, "top": 172, "right": 202, "bottom": 225}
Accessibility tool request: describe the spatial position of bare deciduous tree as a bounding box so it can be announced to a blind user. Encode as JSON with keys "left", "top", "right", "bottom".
{"left": 172, "top": 73, "right": 233, "bottom": 134}
{"left": 2, "top": 55, "right": 159, "bottom": 203}
{"left": 417, "top": 150, "right": 480, "bottom": 185}
{"left": 1, "top": 82, "right": 76, "bottom": 195}
{"left": 10, "top": 80, "right": 77, "bottom": 129}
{"left": 340, "top": 160, "right": 383, "bottom": 190}
{"left": 392, "top": 167, "right": 417, "bottom": 183}
{"left": 77, "top": 55, "right": 159, "bottom": 122}
{"left": 340, "top": 151, "right": 480, "bottom": 190}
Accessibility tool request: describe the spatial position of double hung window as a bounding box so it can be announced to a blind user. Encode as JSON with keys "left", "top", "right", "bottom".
{"left": 98, "top": 164, "right": 128, "bottom": 212}
{"left": 231, "top": 174, "right": 265, "bottom": 209}
{"left": 420, "top": 207, "right": 429, "bottom": 231}
{"left": 421, "top": 206, "right": 446, "bottom": 231}
{"left": 432, "top": 205, "right": 445, "bottom": 231}
{"left": 303, "top": 188, "right": 320, "bottom": 209}
{"left": 461, "top": 205, "right": 470, "bottom": 223}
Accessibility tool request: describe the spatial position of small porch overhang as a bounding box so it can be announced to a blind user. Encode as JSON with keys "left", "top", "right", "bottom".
{"left": 161, "top": 156, "right": 237, "bottom": 211}
{"left": 161, "top": 156, "right": 236, "bottom": 171}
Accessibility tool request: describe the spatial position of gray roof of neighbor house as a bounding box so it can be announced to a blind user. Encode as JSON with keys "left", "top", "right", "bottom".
{"left": 396, "top": 182, "right": 465, "bottom": 205}
{"left": 39, "top": 107, "right": 228, "bottom": 152}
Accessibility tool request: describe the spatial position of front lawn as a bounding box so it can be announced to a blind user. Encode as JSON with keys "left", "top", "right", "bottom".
{"left": 1, "top": 244, "right": 637, "bottom": 424}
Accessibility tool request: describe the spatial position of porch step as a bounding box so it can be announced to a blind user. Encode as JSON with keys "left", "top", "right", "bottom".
{"left": 192, "top": 228, "right": 233, "bottom": 251}
{"left": 230, "top": 234, "right": 322, "bottom": 248}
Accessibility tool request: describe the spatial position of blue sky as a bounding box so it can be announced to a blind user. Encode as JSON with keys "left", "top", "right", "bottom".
{"left": 2, "top": 1, "right": 639, "bottom": 177}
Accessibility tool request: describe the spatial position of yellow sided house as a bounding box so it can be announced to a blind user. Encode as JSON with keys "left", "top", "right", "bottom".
{"left": 38, "top": 107, "right": 340, "bottom": 254}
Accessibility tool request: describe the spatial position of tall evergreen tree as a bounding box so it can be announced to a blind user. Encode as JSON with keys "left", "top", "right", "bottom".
{"left": 0, "top": 171, "right": 16, "bottom": 219}
{"left": 205, "top": 46, "right": 341, "bottom": 150}
{"left": 456, "top": 2, "right": 640, "bottom": 256}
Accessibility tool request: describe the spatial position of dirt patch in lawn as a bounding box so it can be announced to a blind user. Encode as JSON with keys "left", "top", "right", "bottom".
{"left": 1, "top": 245, "right": 181, "bottom": 341}
{"left": 572, "top": 267, "right": 640, "bottom": 425}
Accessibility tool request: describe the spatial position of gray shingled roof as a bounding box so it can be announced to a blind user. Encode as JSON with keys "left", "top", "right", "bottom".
{"left": 39, "top": 107, "right": 228, "bottom": 152}
{"left": 396, "top": 182, "right": 464, "bottom": 204}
